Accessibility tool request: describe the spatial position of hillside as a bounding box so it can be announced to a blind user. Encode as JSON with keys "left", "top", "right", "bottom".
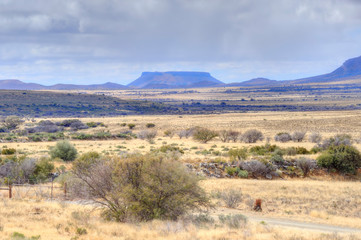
{"left": 127, "top": 71, "right": 223, "bottom": 89}
{"left": 290, "top": 55, "right": 361, "bottom": 84}
{"left": 0, "top": 90, "right": 178, "bottom": 117}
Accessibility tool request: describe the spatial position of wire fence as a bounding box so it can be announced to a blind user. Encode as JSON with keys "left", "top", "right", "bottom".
{"left": 0, "top": 181, "right": 68, "bottom": 201}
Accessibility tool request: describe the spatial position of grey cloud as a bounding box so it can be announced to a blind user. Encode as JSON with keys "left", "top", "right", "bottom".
{"left": 0, "top": 0, "right": 360, "bottom": 83}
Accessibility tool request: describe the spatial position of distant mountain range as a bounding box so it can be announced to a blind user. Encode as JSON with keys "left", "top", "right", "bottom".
{"left": 1, "top": 55, "right": 361, "bottom": 90}
{"left": 0, "top": 80, "right": 128, "bottom": 90}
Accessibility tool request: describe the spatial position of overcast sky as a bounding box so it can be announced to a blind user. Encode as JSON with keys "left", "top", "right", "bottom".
{"left": 0, "top": 0, "right": 361, "bottom": 85}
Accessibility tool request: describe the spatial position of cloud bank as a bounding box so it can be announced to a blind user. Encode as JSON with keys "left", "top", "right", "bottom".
{"left": 0, "top": 0, "right": 361, "bottom": 84}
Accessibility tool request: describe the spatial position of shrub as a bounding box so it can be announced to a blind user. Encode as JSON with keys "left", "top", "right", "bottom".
{"left": 219, "top": 130, "right": 230, "bottom": 143}
{"left": 221, "top": 189, "right": 242, "bottom": 208}
{"left": 225, "top": 166, "right": 238, "bottom": 176}
{"left": 317, "top": 145, "right": 361, "bottom": 174}
{"left": 241, "top": 129, "right": 264, "bottom": 143}
{"left": 249, "top": 144, "right": 278, "bottom": 155}
{"left": 228, "top": 131, "right": 240, "bottom": 143}
{"left": 1, "top": 116, "right": 23, "bottom": 130}
{"left": 238, "top": 170, "right": 248, "bottom": 178}
{"left": 218, "top": 214, "right": 247, "bottom": 229}
{"left": 70, "top": 120, "right": 89, "bottom": 131}
{"left": 274, "top": 132, "right": 292, "bottom": 142}
{"left": 193, "top": 128, "right": 218, "bottom": 143}
{"left": 239, "top": 160, "right": 275, "bottom": 178}
{"left": 1, "top": 148, "right": 16, "bottom": 155}
{"left": 137, "top": 130, "right": 157, "bottom": 142}
{"left": 177, "top": 128, "right": 195, "bottom": 139}
{"left": 158, "top": 145, "right": 184, "bottom": 154}
{"left": 127, "top": 123, "right": 136, "bottom": 129}
{"left": 146, "top": 123, "right": 155, "bottom": 128}
{"left": 292, "top": 131, "right": 306, "bottom": 142}
{"left": 27, "top": 120, "right": 63, "bottom": 133}
{"left": 309, "top": 132, "right": 322, "bottom": 143}
{"left": 33, "top": 157, "right": 55, "bottom": 182}
{"left": 318, "top": 134, "right": 352, "bottom": 150}
{"left": 72, "top": 152, "right": 210, "bottom": 221}
{"left": 228, "top": 148, "right": 247, "bottom": 161}
{"left": 296, "top": 157, "right": 316, "bottom": 177}
{"left": 50, "top": 140, "right": 78, "bottom": 162}
{"left": 164, "top": 130, "right": 174, "bottom": 138}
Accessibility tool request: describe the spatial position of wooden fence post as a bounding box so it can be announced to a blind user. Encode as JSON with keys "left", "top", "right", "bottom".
{"left": 64, "top": 183, "right": 67, "bottom": 199}
{"left": 9, "top": 185, "right": 12, "bottom": 199}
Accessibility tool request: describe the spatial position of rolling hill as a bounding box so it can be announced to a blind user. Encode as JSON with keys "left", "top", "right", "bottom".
{"left": 0, "top": 80, "right": 128, "bottom": 90}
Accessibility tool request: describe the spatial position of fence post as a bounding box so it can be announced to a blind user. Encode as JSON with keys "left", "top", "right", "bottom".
{"left": 51, "top": 178, "right": 54, "bottom": 201}
{"left": 9, "top": 185, "right": 12, "bottom": 199}
{"left": 64, "top": 183, "right": 67, "bottom": 199}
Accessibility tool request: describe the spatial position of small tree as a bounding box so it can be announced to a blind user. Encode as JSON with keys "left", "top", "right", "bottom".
{"left": 50, "top": 140, "right": 78, "bottom": 162}
{"left": 317, "top": 145, "right": 361, "bottom": 174}
{"left": 193, "top": 128, "right": 218, "bottom": 143}
{"left": 241, "top": 129, "right": 264, "bottom": 143}
{"left": 228, "top": 131, "right": 240, "bottom": 142}
{"left": 72, "top": 152, "right": 210, "bottom": 222}
{"left": 219, "top": 130, "right": 230, "bottom": 143}
{"left": 128, "top": 123, "right": 136, "bottom": 129}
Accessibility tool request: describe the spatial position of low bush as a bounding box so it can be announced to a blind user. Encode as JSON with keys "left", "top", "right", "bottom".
{"left": 193, "top": 128, "right": 218, "bottom": 143}
{"left": 220, "top": 189, "right": 242, "bottom": 208}
{"left": 291, "top": 131, "right": 306, "bottom": 142}
{"left": 309, "top": 132, "right": 322, "bottom": 143}
{"left": 249, "top": 144, "right": 279, "bottom": 156}
{"left": 146, "top": 123, "right": 155, "bottom": 128}
{"left": 127, "top": 123, "right": 136, "bottom": 129}
{"left": 1, "top": 148, "right": 16, "bottom": 155}
{"left": 296, "top": 157, "right": 316, "bottom": 177}
{"left": 238, "top": 170, "right": 248, "bottom": 178}
{"left": 218, "top": 214, "right": 247, "bottom": 229}
{"left": 228, "top": 147, "right": 247, "bottom": 161}
{"left": 317, "top": 145, "right": 361, "bottom": 174}
{"left": 50, "top": 140, "right": 78, "bottom": 162}
{"left": 137, "top": 130, "right": 157, "bottom": 142}
{"left": 274, "top": 132, "right": 292, "bottom": 142}
{"left": 241, "top": 129, "right": 264, "bottom": 143}
{"left": 239, "top": 160, "right": 275, "bottom": 178}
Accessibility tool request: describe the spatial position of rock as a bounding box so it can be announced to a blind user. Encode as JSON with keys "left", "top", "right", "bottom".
{"left": 265, "top": 173, "right": 272, "bottom": 180}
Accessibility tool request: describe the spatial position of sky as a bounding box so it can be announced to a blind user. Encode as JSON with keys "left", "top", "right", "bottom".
{"left": 1, "top": 0, "right": 361, "bottom": 85}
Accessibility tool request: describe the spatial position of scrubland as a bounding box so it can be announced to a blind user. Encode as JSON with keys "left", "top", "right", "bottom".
{"left": 2, "top": 110, "right": 361, "bottom": 239}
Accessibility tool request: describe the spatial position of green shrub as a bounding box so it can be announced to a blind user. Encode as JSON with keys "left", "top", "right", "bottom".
{"left": 249, "top": 144, "right": 279, "bottom": 156}
{"left": 238, "top": 170, "right": 248, "bottom": 178}
{"left": 193, "top": 128, "right": 218, "bottom": 143}
{"left": 127, "top": 123, "right": 136, "bottom": 129}
{"left": 228, "top": 148, "right": 247, "bottom": 161}
{"left": 317, "top": 145, "right": 361, "bottom": 174}
{"left": 158, "top": 145, "right": 184, "bottom": 154}
{"left": 146, "top": 123, "right": 155, "bottom": 128}
{"left": 1, "top": 148, "right": 16, "bottom": 155}
{"left": 225, "top": 166, "right": 238, "bottom": 176}
{"left": 32, "top": 157, "right": 55, "bottom": 182}
{"left": 50, "top": 140, "right": 78, "bottom": 162}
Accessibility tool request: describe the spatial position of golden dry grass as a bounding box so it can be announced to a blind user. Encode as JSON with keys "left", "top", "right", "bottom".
{"left": 202, "top": 178, "right": 361, "bottom": 228}
{"left": 0, "top": 198, "right": 360, "bottom": 240}
{"left": 5, "top": 110, "right": 361, "bottom": 159}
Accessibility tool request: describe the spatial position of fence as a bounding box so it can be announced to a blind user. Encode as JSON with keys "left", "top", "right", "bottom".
{"left": 0, "top": 182, "right": 68, "bottom": 201}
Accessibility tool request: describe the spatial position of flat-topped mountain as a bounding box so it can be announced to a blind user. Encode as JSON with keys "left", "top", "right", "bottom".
{"left": 127, "top": 71, "right": 223, "bottom": 89}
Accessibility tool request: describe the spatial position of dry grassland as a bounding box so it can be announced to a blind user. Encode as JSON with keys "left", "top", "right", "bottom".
{"left": 0, "top": 198, "right": 360, "bottom": 240}
{"left": 4, "top": 110, "right": 361, "bottom": 159}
